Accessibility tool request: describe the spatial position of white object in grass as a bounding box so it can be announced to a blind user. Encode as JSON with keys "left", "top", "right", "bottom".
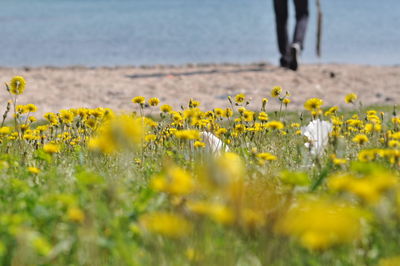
{"left": 301, "top": 119, "right": 332, "bottom": 156}
{"left": 200, "top": 132, "right": 229, "bottom": 154}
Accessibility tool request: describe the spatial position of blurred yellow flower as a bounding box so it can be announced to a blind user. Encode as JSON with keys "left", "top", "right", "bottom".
{"left": 151, "top": 165, "right": 194, "bottom": 195}
{"left": 9, "top": 76, "right": 26, "bottom": 95}
{"left": 160, "top": 104, "right": 172, "bottom": 113}
{"left": 67, "top": 207, "right": 85, "bottom": 223}
{"left": 235, "top": 93, "right": 245, "bottom": 103}
{"left": 277, "top": 198, "right": 369, "bottom": 250}
{"left": 139, "top": 212, "right": 192, "bottom": 238}
{"left": 271, "top": 86, "right": 282, "bottom": 98}
{"left": 345, "top": 93, "right": 358, "bottom": 104}
{"left": 266, "top": 121, "right": 284, "bottom": 130}
{"left": 132, "top": 96, "right": 145, "bottom": 104}
{"left": 304, "top": 98, "right": 323, "bottom": 111}
{"left": 352, "top": 134, "right": 369, "bottom": 145}
{"left": 148, "top": 97, "right": 160, "bottom": 106}
{"left": 43, "top": 143, "right": 60, "bottom": 154}
{"left": 27, "top": 167, "right": 40, "bottom": 174}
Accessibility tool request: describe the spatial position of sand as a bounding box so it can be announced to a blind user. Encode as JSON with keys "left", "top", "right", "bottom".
{"left": 0, "top": 63, "right": 399, "bottom": 115}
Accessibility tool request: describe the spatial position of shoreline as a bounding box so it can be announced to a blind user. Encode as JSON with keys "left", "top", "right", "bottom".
{"left": 0, "top": 63, "right": 399, "bottom": 116}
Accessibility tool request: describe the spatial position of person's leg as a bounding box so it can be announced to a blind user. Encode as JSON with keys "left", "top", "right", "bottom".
{"left": 293, "top": 0, "right": 309, "bottom": 50}
{"left": 273, "top": 0, "right": 290, "bottom": 66}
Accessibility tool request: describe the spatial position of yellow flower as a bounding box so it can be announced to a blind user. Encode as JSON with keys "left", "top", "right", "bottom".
{"left": 352, "top": 134, "right": 369, "bottom": 145}
{"left": 277, "top": 198, "right": 368, "bottom": 250}
{"left": 9, "top": 76, "right": 26, "bottom": 95}
{"left": 328, "top": 172, "right": 397, "bottom": 203}
{"left": 148, "top": 97, "right": 160, "bottom": 106}
{"left": 242, "top": 110, "right": 254, "bottom": 122}
{"left": 160, "top": 104, "right": 172, "bottom": 113}
{"left": 132, "top": 96, "right": 145, "bottom": 104}
{"left": 194, "top": 141, "right": 206, "bottom": 148}
{"left": 389, "top": 140, "right": 400, "bottom": 148}
{"left": 258, "top": 112, "right": 269, "bottom": 122}
{"left": 291, "top": 123, "right": 300, "bottom": 128}
{"left": 139, "top": 212, "right": 192, "bottom": 238}
{"left": 345, "top": 93, "right": 357, "bottom": 104}
{"left": 67, "top": 207, "right": 85, "bottom": 223}
{"left": 257, "top": 152, "right": 277, "bottom": 161}
{"left": 25, "top": 104, "right": 38, "bottom": 113}
{"left": 225, "top": 108, "right": 233, "bottom": 118}
{"left": 175, "top": 129, "right": 200, "bottom": 140}
{"left": 283, "top": 98, "right": 291, "bottom": 105}
{"left": 27, "top": 167, "right": 40, "bottom": 174}
{"left": 304, "top": 98, "right": 323, "bottom": 111}
{"left": 235, "top": 93, "right": 246, "bottom": 103}
{"left": 60, "top": 110, "right": 75, "bottom": 124}
{"left": 43, "top": 143, "right": 60, "bottom": 154}
{"left": 324, "top": 106, "right": 339, "bottom": 116}
{"left": 266, "top": 120, "right": 284, "bottom": 130}
{"left": 358, "top": 149, "right": 380, "bottom": 162}
{"left": 188, "top": 200, "right": 234, "bottom": 225}
{"left": 271, "top": 86, "right": 282, "bottom": 97}
{"left": 144, "top": 134, "right": 157, "bottom": 142}
{"left": 189, "top": 99, "right": 200, "bottom": 108}
{"left": 151, "top": 165, "right": 194, "bottom": 195}
{"left": 214, "top": 108, "right": 224, "bottom": 117}
{"left": 16, "top": 105, "right": 27, "bottom": 114}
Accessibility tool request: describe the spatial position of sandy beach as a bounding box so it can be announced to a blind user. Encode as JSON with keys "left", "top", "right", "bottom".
{"left": 0, "top": 63, "right": 399, "bottom": 115}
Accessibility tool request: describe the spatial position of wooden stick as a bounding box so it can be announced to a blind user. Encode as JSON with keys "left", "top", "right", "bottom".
{"left": 316, "top": 0, "right": 323, "bottom": 57}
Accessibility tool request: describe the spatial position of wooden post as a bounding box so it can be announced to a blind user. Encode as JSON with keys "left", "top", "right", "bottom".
{"left": 316, "top": 0, "right": 323, "bottom": 57}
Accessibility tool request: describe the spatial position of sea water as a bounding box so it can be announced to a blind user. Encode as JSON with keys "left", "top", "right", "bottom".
{"left": 0, "top": 0, "right": 399, "bottom": 66}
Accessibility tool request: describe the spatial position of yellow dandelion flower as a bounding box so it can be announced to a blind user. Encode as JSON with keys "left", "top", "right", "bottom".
{"left": 345, "top": 93, "right": 358, "bottom": 104}
{"left": 352, "top": 134, "right": 369, "bottom": 145}
{"left": 27, "top": 166, "right": 40, "bottom": 174}
{"left": 25, "top": 104, "right": 38, "bottom": 113}
{"left": 145, "top": 134, "right": 157, "bottom": 142}
{"left": 257, "top": 152, "right": 277, "bottom": 161}
{"left": 304, "top": 98, "right": 324, "bottom": 111}
{"left": 16, "top": 105, "right": 27, "bottom": 114}
{"left": 132, "top": 96, "right": 145, "bottom": 104}
{"left": 160, "top": 104, "right": 172, "bottom": 113}
{"left": 258, "top": 112, "right": 269, "bottom": 122}
{"left": 194, "top": 141, "right": 206, "bottom": 148}
{"left": 139, "top": 212, "right": 192, "bottom": 238}
{"left": 261, "top": 98, "right": 268, "bottom": 110}
{"left": 324, "top": 106, "right": 339, "bottom": 116}
{"left": 67, "top": 207, "right": 85, "bottom": 223}
{"left": 9, "top": 76, "right": 26, "bottom": 95}
{"left": 148, "top": 97, "right": 160, "bottom": 106}
{"left": 214, "top": 108, "right": 224, "bottom": 117}
{"left": 60, "top": 110, "right": 75, "bottom": 124}
{"left": 175, "top": 129, "right": 200, "bottom": 140}
{"left": 189, "top": 98, "right": 200, "bottom": 108}
{"left": 271, "top": 86, "right": 282, "bottom": 98}
{"left": 283, "top": 98, "right": 291, "bottom": 105}
{"left": 276, "top": 198, "right": 368, "bottom": 251}
{"left": 266, "top": 120, "right": 284, "bottom": 130}
{"left": 225, "top": 108, "right": 233, "bottom": 118}
{"left": 235, "top": 93, "right": 246, "bottom": 103}
{"left": 43, "top": 143, "right": 61, "bottom": 154}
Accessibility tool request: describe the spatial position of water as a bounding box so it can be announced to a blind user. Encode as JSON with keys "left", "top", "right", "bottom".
{"left": 1, "top": 0, "right": 399, "bottom": 66}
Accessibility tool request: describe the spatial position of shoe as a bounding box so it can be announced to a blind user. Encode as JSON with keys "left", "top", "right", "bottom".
{"left": 289, "top": 43, "right": 301, "bottom": 71}
{"left": 279, "top": 57, "right": 289, "bottom": 68}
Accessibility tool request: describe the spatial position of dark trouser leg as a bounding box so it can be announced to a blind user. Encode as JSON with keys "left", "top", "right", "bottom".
{"left": 293, "top": 0, "right": 309, "bottom": 50}
{"left": 273, "top": 0, "right": 289, "bottom": 62}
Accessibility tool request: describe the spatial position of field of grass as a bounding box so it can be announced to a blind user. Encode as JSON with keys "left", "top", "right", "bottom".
{"left": 0, "top": 76, "right": 399, "bottom": 265}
